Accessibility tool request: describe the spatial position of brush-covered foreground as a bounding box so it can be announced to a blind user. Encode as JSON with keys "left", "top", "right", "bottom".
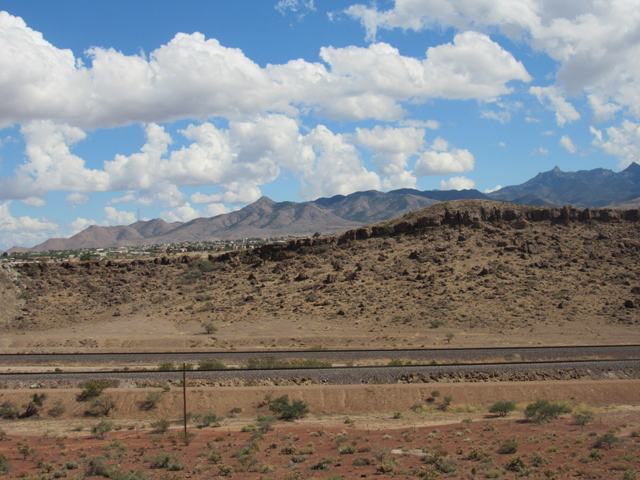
{"left": 0, "top": 404, "right": 638, "bottom": 479}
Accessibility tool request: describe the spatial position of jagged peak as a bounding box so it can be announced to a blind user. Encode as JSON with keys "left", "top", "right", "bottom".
{"left": 251, "top": 196, "right": 276, "bottom": 207}
{"left": 623, "top": 161, "right": 640, "bottom": 172}
{"left": 552, "top": 166, "right": 562, "bottom": 173}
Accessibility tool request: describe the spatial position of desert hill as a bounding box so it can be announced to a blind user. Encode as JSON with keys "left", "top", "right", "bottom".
{"left": 1, "top": 200, "right": 639, "bottom": 352}
{"left": 27, "top": 191, "right": 440, "bottom": 252}
{"left": 21, "top": 163, "right": 640, "bottom": 252}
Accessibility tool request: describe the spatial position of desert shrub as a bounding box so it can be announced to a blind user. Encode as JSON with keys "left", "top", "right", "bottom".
{"left": 623, "top": 471, "right": 637, "bottom": 480}
{"left": 582, "top": 449, "right": 604, "bottom": 462}
{"left": 17, "top": 444, "right": 35, "bottom": 459}
{"left": 388, "top": 359, "right": 404, "bottom": 366}
{"left": 77, "top": 380, "right": 117, "bottom": 402}
{"left": 110, "top": 470, "right": 145, "bottom": 480}
{"left": 150, "top": 419, "right": 170, "bottom": 433}
{"left": 280, "top": 444, "right": 297, "bottom": 455}
{"left": 392, "top": 410, "right": 402, "bottom": 419}
{"left": 592, "top": 432, "right": 620, "bottom": 450}
{"left": 0, "top": 401, "right": 19, "bottom": 419}
{"left": 0, "top": 453, "right": 11, "bottom": 475}
{"left": 310, "top": 458, "right": 331, "bottom": 470}
{"left": 257, "top": 414, "right": 276, "bottom": 433}
{"left": 217, "top": 463, "right": 234, "bottom": 476}
{"left": 376, "top": 458, "right": 397, "bottom": 474}
{"left": 91, "top": 420, "right": 114, "bottom": 439}
{"left": 291, "top": 454, "right": 307, "bottom": 463}
{"left": 246, "top": 356, "right": 331, "bottom": 369}
{"left": 149, "top": 453, "right": 183, "bottom": 470}
{"left": 353, "top": 457, "right": 371, "bottom": 466}
{"left": 268, "top": 394, "right": 309, "bottom": 420}
{"left": 138, "top": 391, "right": 163, "bottom": 411}
{"left": 208, "top": 451, "right": 223, "bottom": 464}
{"left": 48, "top": 400, "right": 66, "bottom": 417}
{"left": 524, "top": 399, "right": 571, "bottom": 424}
{"left": 203, "top": 322, "right": 218, "bottom": 334}
{"left": 85, "top": 456, "right": 112, "bottom": 477}
{"left": 485, "top": 468, "right": 506, "bottom": 478}
{"left": 177, "top": 430, "right": 195, "bottom": 446}
{"left": 197, "top": 359, "right": 227, "bottom": 370}
{"left": 157, "top": 362, "right": 175, "bottom": 371}
{"left": 467, "top": 448, "right": 489, "bottom": 461}
{"left": 497, "top": 438, "right": 518, "bottom": 455}
{"left": 338, "top": 445, "right": 356, "bottom": 454}
{"left": 489, "top": 401, "right": 516, "bottom": 417}
{"left": 64, "top": 461, "right": 79, "bottom": 470}
{"left": 572, "top": 409, "right": 595, "bottom": 426}
{"left": 415, "top": 464, "right": 439, "bottom": 479}
{"left": 20, "top": 393, "right": 47, "bottom": 418}
{"left": 89, "top": 395, "right": 116, "bottom": 417}
{"left": 504, "top": 456, "right": 526, "bottom": 472}
{"left": 191, "top": 411, "right": 222, "bottom": 428}
{"left": 528, "top": 452, "right": 549, "bottom": 467}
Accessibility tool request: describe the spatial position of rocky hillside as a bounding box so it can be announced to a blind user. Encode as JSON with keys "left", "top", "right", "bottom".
{"left": 2, "top": 200, "right": 639, "bottom": 351}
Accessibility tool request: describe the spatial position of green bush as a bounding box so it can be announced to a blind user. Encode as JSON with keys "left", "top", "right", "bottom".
{"left": 91, "top": 420, "right": 114, "bottom": 439}
{"left": 488, "top": 401, "right": 516, "bottom": 417}
{"left": 89, "top": 395, "right": 116, "bottom": 417}
{"left": 77, "top": 380, "right": 117, "bottom": 402}
{"left": 497, "top": 438, "right": 518, "bottom": 455}
{"left": 48, "top": 400, "right": 66, "bottom": 418}
{"left": 149, "top": 453, "right": 183, "bottom": 470}
{"left": 85, "top": 456, "right": 112, "bottom": 477}
{"left": 592, "top": 432, "right": 619, "bottom": 450}
{"left": 150, "top": 419, "right": 170, "bottom": 433}
{"left": 268, "top": 394, "right": 309, "bottom": 420}
{"left": 0, "top": 453, "right": 11, "bottom": 475}
{"left": 197, "top": 359, "right": 227, "bottom": 370}
{"left": 138, "top": 392, "right": 163, "bottom": 411}
{"left": 572, "top": 410, "right": 595, "bottom": 426}
{"left": 0, "top": 402, "right": 19, "bottom": 420}
{"left": 524, "top": 399, "right": 572, "bottom": 424}
{"left": 338, "top": 445, "right": 356, "bottom": 454}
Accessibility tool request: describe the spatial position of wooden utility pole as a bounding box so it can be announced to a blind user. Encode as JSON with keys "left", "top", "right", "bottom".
{"left": 182, "top": 362, "right": 188, "bottom": 438}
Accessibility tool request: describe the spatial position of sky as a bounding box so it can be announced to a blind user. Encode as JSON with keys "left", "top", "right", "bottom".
{"left": 1, "top": 0, "right": 640, "bottom": 249}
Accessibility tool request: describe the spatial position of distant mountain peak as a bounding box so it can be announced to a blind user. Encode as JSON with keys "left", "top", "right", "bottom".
{"left": 552, "top": 166, "right": 562, "bottom": 173}
{"left": 624, "top": 162, "right": 640, "bottom": 172}
{"left": 252, "top": 196, "right": 276, "bottom": 207}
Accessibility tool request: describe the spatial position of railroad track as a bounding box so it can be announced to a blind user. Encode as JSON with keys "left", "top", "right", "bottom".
{"left": 0, "top": 358, "right": 639, "bottom": 388}
{"left": 1, "top": 344, "right": 638, "bottom": 369}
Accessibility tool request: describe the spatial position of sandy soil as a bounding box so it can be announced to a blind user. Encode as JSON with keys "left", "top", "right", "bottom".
{"left": 0, "top": 396, "right": 638, "bottom": 479}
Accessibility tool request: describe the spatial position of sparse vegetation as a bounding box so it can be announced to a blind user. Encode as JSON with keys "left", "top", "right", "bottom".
{"left": 489, "top": 401, "right": 516, "bottom": 417}
{"left": 524, "top": 399, "right": 572, "bottom": 424}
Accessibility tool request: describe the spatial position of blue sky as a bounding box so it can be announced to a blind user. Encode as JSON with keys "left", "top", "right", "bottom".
{"left": 1, "top": 0, "right": 639, "bottom": 249}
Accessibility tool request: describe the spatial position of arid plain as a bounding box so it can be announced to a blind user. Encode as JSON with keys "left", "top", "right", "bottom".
{"left": 1, "top": 200, "right": 639, "bottom": 479}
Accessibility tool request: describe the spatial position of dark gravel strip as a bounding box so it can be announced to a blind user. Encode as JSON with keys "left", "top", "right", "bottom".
{"left": 1, "top": 359, "right": 638, "bottom": 389}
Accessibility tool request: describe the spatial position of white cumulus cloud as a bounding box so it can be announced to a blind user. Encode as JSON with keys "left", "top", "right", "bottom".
{"left": 440, "top": 176, "right": 475, "bottom": 190}
{"left": 104, "top": 206, "right": 136, "bottom": 225}
{"left": 0, "top": 200, "right": 59, "bottom": 248}
{"left": 559, "top": 135, "right": 577, "bottom": 154}
{"left": 591, "top": 120, "right": 640, "bottom": 169}
{"left": 529, "top": 86, "right": 580, "bottom": 127}
{"left": 414, "top": 142, "right": 474, "bottom": 176}
{"left": 66, "top": 193, "right": 90, "bottom": 205}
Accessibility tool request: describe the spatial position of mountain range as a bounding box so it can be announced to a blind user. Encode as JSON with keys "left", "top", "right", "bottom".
{"left": 13, "top": 163, "right": 640, "bottom": 252}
